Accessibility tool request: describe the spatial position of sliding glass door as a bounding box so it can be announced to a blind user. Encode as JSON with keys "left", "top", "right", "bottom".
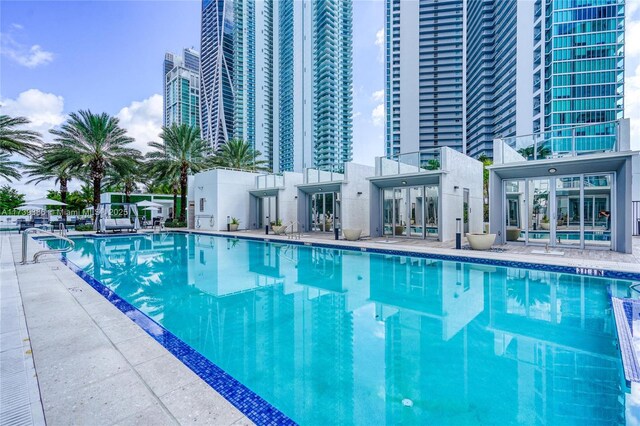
{"left": 505, "top": 174, "right": 613, "bottom": 249}
{"left": 382, "top": 185, "right": 439, "bottom": 239}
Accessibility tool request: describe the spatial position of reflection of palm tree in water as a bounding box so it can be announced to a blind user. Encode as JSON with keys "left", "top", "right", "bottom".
{"left": 507, "top": 274, "right": 551, "bottom": 309}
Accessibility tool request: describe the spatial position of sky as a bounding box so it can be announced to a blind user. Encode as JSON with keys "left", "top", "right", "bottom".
{"left": 0, "top": 0, "right": 638, "bottom": 199}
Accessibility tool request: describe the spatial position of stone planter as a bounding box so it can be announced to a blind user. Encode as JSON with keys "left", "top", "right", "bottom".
{"left": 541, "top": 222, "right": 550, "bottom": 230}
{"left": 229, "top": 224, "right": 239, "bottom": 231}
{"left": 272, "top": 225, "right": 287, "bottom": 235}
{"left": 506, "top": 227, "right": 521, "bottom": 241}
{"left": 342, "top": 228, "right": 362, "bottom": 241}
{"left": 466, "top": 233, "right": 496, "bottom": 250}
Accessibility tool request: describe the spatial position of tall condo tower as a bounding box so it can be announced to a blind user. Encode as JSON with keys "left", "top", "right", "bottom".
{"left": 200, "top": 0, "right": 353, "bottom": 173}
{"left": 465, "top": 0, "right": 625, "bottom": 158}
{"left": 540, "top": 0, "right": 624, "bottom": 152}
{"left": 163, "top": 48, "right": 201, "bottom": 128}
{"left": 385, "top": 0, "right": 466, "bottom": 158}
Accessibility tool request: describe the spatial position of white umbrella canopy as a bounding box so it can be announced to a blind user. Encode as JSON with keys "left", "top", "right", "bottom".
{"left": 136, "top": 200, "right": 163, "bottom": 208}
{"left": 142, "top": 207, "right": 160, "bottom": 211}
{"left": 24, "top": 198, "right": 67, "bottom": 206}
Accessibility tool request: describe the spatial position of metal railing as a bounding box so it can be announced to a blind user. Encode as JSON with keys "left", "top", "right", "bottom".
{"left": 286, "top": 221, "right": 303, "bottom": 240}
{"left": 21, "top": 228, "right": 75, "bottom": 264}
{"left": 256, "top": 174, "right": 284, "bottom": 189}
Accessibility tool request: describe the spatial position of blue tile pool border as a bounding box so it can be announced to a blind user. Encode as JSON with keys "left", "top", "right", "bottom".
{"left": 176, "top": 230, "right": 640, "bottom": 282}
{"left": 58, "top": 256, "right": 296, "bottom": 426}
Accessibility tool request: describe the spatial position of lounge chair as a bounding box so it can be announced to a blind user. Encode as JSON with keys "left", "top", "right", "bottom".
{"left": 104, "top": 218, "right": 136, "bottom": 233}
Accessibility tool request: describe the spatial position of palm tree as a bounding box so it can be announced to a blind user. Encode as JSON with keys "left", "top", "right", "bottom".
{"left": 47, "top": 110, "right": 140, "bottom": 217}
{"left": 0, "top": 115, "right": 41, "bottom": 156}
{"left": 147, "top": 123, "right": 211, "bottom": 222}
{"left": 0, "top": 152, "right": 23, "bottom": 181}
{"left": 104, "top": 157, "right": 143, "bottom": 203}
{"left": 0, "top": 115, "right": 42, "bottom": 181}
{"left": 213, "top": 138, "right": 269, "bottom": 171}
{"left": 24, "top": 148, "right": 75, "bottom": 221}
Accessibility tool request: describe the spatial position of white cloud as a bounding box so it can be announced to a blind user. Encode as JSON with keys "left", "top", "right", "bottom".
{"left": 0, "top": 89, "right": 66, "bottom": 140}
{"left": 375, "top": 27, "right": 384, "bottom": 63}
{"left": 1, "top": 33, "right": 54, "bottom": 68}
{"left": 371, "top": 90, "right": 384, "bottom": 103}
{"left": 116, "top": 94, "right": 163, "bottom": 154}
{"left": 371, "top": 103, "right": 385, "bottom": 127}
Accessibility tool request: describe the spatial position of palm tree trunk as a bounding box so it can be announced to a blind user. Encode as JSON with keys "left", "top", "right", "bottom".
{"left": 172, "top": 183, "right": 178, "bottom": 221}
{"left": 125, "top": 183, "right": 132, "bottom": 204}
{"left": 60, "top": 177, "right": 68, "bottom": 223}
{"left": 93, "top": 177, "right": 101, "bottom": 220}
{"left": 179, "top": 163, "right": 188, "bottom": 222}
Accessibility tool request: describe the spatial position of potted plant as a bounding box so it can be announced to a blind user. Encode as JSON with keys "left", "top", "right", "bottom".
{"left": 229, "top": 217, "right": 240, "bottom": 231}
{"left": 271, "top": 218, "right": 287, "bottom": 235}
{"left": 541, "top": 215, "right": 550, "bottom": 230}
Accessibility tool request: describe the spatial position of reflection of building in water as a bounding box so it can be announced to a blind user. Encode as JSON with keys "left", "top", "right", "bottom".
{"left": 168, "top": 242, "right": 357, "bottom": 424}
{"left": 370, "top": 256, "right": 485, "bottom": 423}
{"left": 488, "top": 268, "right": 623, "bottom": 424}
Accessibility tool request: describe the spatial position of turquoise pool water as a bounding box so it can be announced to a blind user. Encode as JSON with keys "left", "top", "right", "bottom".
{"left": 52, "top": 233, "right": 630, "bottom": 424}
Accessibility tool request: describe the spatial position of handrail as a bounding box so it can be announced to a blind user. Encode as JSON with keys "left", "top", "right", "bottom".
{"left": 287, "top": 221, "right": 302, "bottom": 240}
{"left": 21, "top": 227, "right": 75, "bottom": 264}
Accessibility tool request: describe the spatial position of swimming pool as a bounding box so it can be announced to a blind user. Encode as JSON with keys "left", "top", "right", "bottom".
{"left": 50, "top": 232, "right": 633, "bottom": 424}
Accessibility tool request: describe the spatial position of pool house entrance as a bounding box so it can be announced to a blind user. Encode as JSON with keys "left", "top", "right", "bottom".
{"left": 504, "top": 174, "right": 613, "bottom": 249}
{"left": 382, "top": 186, "right": 439, "bottom": 238}
{"left": 310, "top": 191, "right": 339, "bottom": 233}
{"left": 489, "top": 119, "right": 636, "bottom": 253}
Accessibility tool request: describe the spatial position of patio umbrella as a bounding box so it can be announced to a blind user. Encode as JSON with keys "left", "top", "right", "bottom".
{"left": 142, "top": 207, "right": 160, "bottom": 211}
{"left": 136, "top": 200, "right": 163, "bottom": 208}
{"left": 23, "top": 198, "right": 67, "bottom": 206}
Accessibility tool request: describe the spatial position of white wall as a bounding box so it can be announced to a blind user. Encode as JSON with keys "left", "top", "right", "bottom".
{"left": 341, "top": 163, "right": 374, "bottom": 236}
{"left": 440, "top": 148, "right": 483, "bottom": 241}
{"left": 190, "top": 169, "right": 259, "bottom": 231}
{"left": 279, "top": 171, "right": 304, "bottom": 224}
{"left": 493, "top": 139, "right": 526, "bottom": 165}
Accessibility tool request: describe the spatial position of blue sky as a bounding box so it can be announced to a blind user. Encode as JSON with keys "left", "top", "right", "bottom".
{"left": 1, "top": 0, "right": 638, "bottom": 197}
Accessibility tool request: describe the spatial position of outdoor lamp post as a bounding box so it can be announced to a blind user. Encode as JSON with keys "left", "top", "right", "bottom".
{"left": 456, "top": 218, "right": 462, "bottom": 249}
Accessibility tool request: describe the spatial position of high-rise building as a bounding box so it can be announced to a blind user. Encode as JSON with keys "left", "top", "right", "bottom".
{"left": 466, "top": 0, "right": 624, "bottom": 158}
{"left": 540, "top": 0, "right": 624, "bottom": 152}
{"left": 163, "top": 48, "right": 201, "bottom": 128}
{"left": 387, "top": 0, "right": 625, "bottom": 160}
{"left": 200, "top": 0, "right": 353, "bottom": 173}
{"left": 385, "top": 0, "right": 466, "bottom": 159}
{"left": 466, "top": 1, "right": 535, "bottom": 158}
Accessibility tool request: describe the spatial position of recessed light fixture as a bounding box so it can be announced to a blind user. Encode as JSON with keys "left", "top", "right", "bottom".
{"left": 548, "top": 167, "right": 557, "bottom": 174}
{"left": 401, "top": 180, "right": 407, "bottom": 185}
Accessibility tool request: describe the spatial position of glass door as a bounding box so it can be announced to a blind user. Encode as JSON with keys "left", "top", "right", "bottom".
{"left": 555, "top": 176, "right": 580, "bottom": 247}
{"left": 584, "top": 174, "right": 612, "bottom": 249}
{"left": 526, "top": 179, "right": 551, "bottom": 244}
{"left": 383, "top": 189, "right": 394, "bottom": 237}
{"left": 424, "top": 185, "right": 439, "bottom": 239}
{"left": 394, "top": 188, "right": 407, "bottom": 236}
{"left": 310, "top": 192, "right": 335, "bottom": 233}
{"left": 408, "top": 187, "right": 423, "bottom": 237}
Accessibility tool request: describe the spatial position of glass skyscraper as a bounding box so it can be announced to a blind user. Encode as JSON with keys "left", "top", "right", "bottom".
{"left": 200, "top": 0, "right": 235, "bottom": 151}
{"left": 200, "top": 0, "right": 353, "bottom": 173}
{"left": 390, "top": 0, "right": 625, "bottom": 159}
{"left": 163, "top": 49, "right": 201, "bottom": 128}
{"left": 541, "top": 0, "right": 625, "bottom": 152}
{"left": 465, "top": 0, "right": 624, "bottom": 158}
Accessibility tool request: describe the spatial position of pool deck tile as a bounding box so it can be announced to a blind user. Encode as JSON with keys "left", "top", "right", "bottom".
{"left": 3, "top": 233, "right": 252, "bottom": 426}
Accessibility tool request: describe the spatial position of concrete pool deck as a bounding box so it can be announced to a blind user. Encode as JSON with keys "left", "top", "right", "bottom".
{"left": 0, "top": 233, "right": 252, "bottom": 426}
{"left": 2, "top": 229, "right": 638, "bottom": 425}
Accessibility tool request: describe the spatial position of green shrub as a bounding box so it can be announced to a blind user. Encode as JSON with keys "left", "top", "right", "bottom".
{"left": 164, "top": 220, "right": 187, "bottom": 228}
{"left": 74, "top": 224, "right": 94, "bottom": 232}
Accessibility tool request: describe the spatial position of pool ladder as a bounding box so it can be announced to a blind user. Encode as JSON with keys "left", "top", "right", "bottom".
{"left": 21, "top": 227, "right": 75, "bottom": 265}
{"left": 287, "top": 221, "right": 302, "bottom": 240}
